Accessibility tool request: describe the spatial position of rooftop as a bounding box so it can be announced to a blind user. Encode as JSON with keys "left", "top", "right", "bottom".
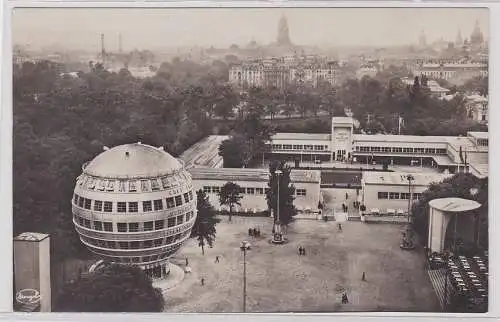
{"left": 271, "top": 133, "right": 331, "bottom": 141}
{"left": 14, "top": 232, "right": 49, "bottom": 242}
{"left": 429, "top": 197, "right": 482, "bottom": 213}
{"left": 180, "top": 135, "right": 228, "bottom": 169}
{"left": 83, "top": 143, "right": 183, "bottom": 179}
{"left": 362, "top": 171, "right": 453, "bottom": 186}
{"left": 468, "top": 132, "right": 489, "bottom": 140}
{"left": 353, "top": 134, "right": 454, "bottom": 144}
{"left": 189, "top": 167, "right": 321, "bottom": 184}
{"left": 332, "top": 117, "right": 355, "bottom": 125}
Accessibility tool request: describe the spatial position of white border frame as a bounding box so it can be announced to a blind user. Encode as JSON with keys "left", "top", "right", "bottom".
{"left": 1, "top": 1, "right": 498, "bottom": 321}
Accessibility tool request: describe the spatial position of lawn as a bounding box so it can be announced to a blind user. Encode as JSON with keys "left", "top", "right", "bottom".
{"left": 164, "top": 216, "right": 440, "bottom": 313}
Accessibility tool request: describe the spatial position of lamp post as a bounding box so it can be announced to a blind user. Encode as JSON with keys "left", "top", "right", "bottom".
{"left": 240, "top": 241, "right": 250, "bottom": 312}
{"left": 272, "top": 169, "right": 283, "bottom": 243}
{"left": 469, "top": 187, "right": 479, "bottom": 249}
{"left": 407, "top": 174, "right": 415, "bottom": 224}
{"left": 401, "top": 174, "right": 415, "bottom": 250}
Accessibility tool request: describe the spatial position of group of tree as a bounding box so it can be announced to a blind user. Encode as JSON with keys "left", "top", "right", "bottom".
{"left": 12, "top": 58, "right": 239, "bottom": 266}
{"left": 55, "top": 264, "right": 165, "bottom": 312}
{"left": 412, "top": 173, "right": 488, "bottom": 251}
{"left": 218, "top": 112, "right": 273, "bottom": 168}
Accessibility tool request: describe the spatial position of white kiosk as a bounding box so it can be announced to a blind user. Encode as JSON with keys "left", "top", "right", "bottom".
{"left": 427, "top": 197, "right": 481, "bottom": 254}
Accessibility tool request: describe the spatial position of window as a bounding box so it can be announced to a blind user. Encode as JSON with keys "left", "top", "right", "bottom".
{"left": 141, "top": 180, "right": 150, "bottom": 192}
{"left": 166, "top": 197, "right": 175, "bottom": 208}
{"left": 84, "top": 198, "right": 92, "bottom": 210}
{"left": 184, "top": 193, "right": 190, "bottom": 203}
{"left": 414, "top": 148, "right": 424, "bottom": 154}
{"left": 247, "top": 188, "right": 255, "bottom": 195}
{"left": 77, "top": 216, "right": 84, "bottom": 225}
{"left": 155, "top": 220, "right": 164, "bottom": 230}
{"left": 129, "top": 181, "right": 137, "bottom": 192}
{"left": 94, "top": 221, "right": 103, "bottom": 231}
{"left": 106, "top": 241, "right": 116, "bottom": 249}
{"left": 400, "top": 193, "right": 410, "bottom": 200}
{"left": 119, "top": 242, "right": 129, "bottom": 249}
{"left": 186, "top": 212, "right": 192, "bottom": 221}
{"left": 175, "top": 195, "right": 183, "bottom": 207}
{"left": 78, "top": 197, "right": 84, "bottom": 208}
{"left": 151, "top": 179, "right": 160, "bottom": 191}
{"left": 128, "top": 202, "right": 138, "bottom": 213}
{"left": 104, "top": 201, "right": 113, "bottom": 212}
{"left": 177, "top": 215, "right": 184, "bottom": 225}
{"left": 73, "top": 194, "right": 79, "bottom": 205}
{"left": 256, "top": 188, "right": 264, "bottom": 195}
{"left": 273, "top": 144, "right": 282, "bottom": 150}
{"left": 436, "top": 148, "right": 447, "bottom": 154}
{"left": 161, "top": 177, "right": 170, "bottom": 189}
{"left": 296, "top": 189, "right": 307, "bottom": 196}
{"left": 212, "top": 186, "right": 220, "bottom": 193}
{"left": 144, "top": 240, "right": 153, "bottom": 248}
{"left": 130, "top": 241, "right": 140, "bottom": 249}
{"left": 283, "top": 144, "right": 292, "bottom": 150}
{"left": 403, "top": 148, "right": 413, "bottom": 153}
{"left": 83, "top": 219, "right": 91, "bottom": 228}
{"left": 238, "top": 187, "right": 246, "bottom": 194}
{"left": 103, "top": 222, "right": 113, "bottom": 232}
{"left": 189, "top": 191, "right": 193, "bottom": 200}
{"left": 389, "top": 192, "right": 400, "bottom": 200}
{"left": 98, "top": 180, "right": 106, "bottom": 191}
{"left": 94, "top": 200, "right": 103, "bottom": 212}
{"left": 117, "top": 202, "right": 127, "bottom": 213}
{"left": 106, "top": 181, "right": 115, "bottom": 192}
{"left": 360, "top": 146, "right": 370, "bottom": 152}
{"left": 392, "top": 147, "right": 402, "bottom": 153}
{"left": 117, "top": 223, "right": 127, "bottom": 232}
{"left": 144, "top": 221, "right": 153, "bottom": 231}
{"left": 153, "top": 199, "right": 163, "bottom": 211}
{"left": 143, "top": 201, "right": 152, "bottom": 212}
{"left": 203, "top": 186, "right": 211, "bottom": 193}
{"left": 168, "top": 217, "right": 176, "bottom": 227}
{"left": 293, "top": 145, "right": 303, "bottom": 150}
{"left": 378, "top": 192, "right": 388, "bottom": 199}
{"left": 425, "top": 148, "right": 435, "bottom": 154}
{"left": 154, "top": 238, "right": 163, "bottom": 247}
{"left": 370, "top": 147, "right": 381, "bottom": 152}
{"left": 304, "top": 145, "right": 313, "bottom": 150}
{"left": 118, "top": 181, "right": 126, "bottom": 192}
{"left": 382, "top": 147, "right": 391, "bottom": 152}
{"left": 128, "top": 223, "right": 139, "bottom": 232}
{"left": 413, "top": 193, "right": 422, "bottom": 200}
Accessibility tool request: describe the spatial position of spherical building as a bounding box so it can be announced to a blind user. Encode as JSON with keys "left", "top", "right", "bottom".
{"left": 72, "top": 143, "right": 197, "bottom": 278}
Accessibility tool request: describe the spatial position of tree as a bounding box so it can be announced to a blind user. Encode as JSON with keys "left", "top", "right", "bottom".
{"left": 219, "top": 182, "right": 243, "bottom": 222}
{"left": 266, "top": 160, "right": 296, "bottom": 226}
{"left": 412, "top": 173, "right": 488, "bottom": 250}
{"left": 55, "top": 264, "right": 165, "bottom": 312}
{"left": 191, "top": 189, "right": 218, "bottom": 255}
{"left": 218, "top": 135, "right": 245, "bottom": 168}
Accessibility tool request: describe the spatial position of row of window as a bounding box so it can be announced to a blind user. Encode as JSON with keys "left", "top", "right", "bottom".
{"left": 356, "top": 146, "right": 447, "bottom": 155}
{"left": 77, "top": 172, "right": 191, "bottom": 193}
{"left": 202, "top": 186, "right": 307, "bottom": 196}
{"left": 377, "top": 192, "right": 422, "bottom": 200}
{"left": 87, "top": 249, "right": 174, "bottom": 264}
{"left": 73, "top": 191, "right": 194, "bottom": 213}
{"left": 270, "top": 144, "right": 329, "bottom": 151}
{"left": 81, "top": 231, "right": 190, "bottom": 250}
{"left": 75, "top": 211, "right": 195, "bottom": 232}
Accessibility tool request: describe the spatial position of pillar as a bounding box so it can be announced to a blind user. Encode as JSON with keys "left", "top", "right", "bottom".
{"left": 428, "top": 207, "right": 452, "bottom": 254}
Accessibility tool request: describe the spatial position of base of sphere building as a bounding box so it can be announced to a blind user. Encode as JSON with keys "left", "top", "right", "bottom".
{"left": 143, "top": 262, "right": 171, "bottom": 279}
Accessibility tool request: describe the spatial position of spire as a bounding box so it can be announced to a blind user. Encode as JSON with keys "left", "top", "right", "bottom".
{"left": 277, "top": 13, "right": 292, "bottom": 46}
{"left": 471, "top": 19, "right": 484, "bottom": 44}
{"left": 418, "top": 29, "right": 427, "bottom": 47}
{"left": 456, "top": 29, "right": 463, "bottom": 45}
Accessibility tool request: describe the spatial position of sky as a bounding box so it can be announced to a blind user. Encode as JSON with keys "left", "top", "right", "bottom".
{"left": 12, "top": 7, "right": 489, "bottom": 51}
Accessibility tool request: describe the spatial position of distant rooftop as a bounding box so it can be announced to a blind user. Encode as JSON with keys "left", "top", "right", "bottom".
{"left": 180, "top": 135, "right": 228, "bottom": 169}
{"left": 362, "top": 171, "right": 453, "bottom": 186}
{"left": 468, "top": 132, "right": 489, "bottom": 140}
{"left": 14, "top": 232, "right": 49, "bottom": 242}
{"left": 189, "top": 167, "right": 321, "bottom": 184}
{"left": 271, "top": 133, "right": 331, "bottom": 141}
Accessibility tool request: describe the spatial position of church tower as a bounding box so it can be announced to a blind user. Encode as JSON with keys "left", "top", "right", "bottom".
{"left": 277, "top": 14, "right": 292, "bottom": 46}
{"left": 470, "top": 19, "right": 484, "bottom": 45}
{"left": 455, "top": 29, "right": 463, "bottom": 45}
{"left": 418, "top": 29, "right": 427, "bottom": 48}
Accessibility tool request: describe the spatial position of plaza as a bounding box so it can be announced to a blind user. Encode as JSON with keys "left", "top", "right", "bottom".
{"left": 165, "top": 217, "right": 440, "bottom": 312}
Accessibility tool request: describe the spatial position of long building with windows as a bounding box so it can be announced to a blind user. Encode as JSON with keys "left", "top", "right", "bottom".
{"left": 266, "top": 117, "right": 488, "bottom": 179}
{"left": 189, "top": 167, "right": 322, "bottom": 213}
{"left": 72, "top": 143, "right": 197, "bottom": 278}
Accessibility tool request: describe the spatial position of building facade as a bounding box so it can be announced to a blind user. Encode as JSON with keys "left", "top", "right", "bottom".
{"left": 361, "top": 172, "right": 453, "bottom": 213}
{"left": 409, "top": 59, "right": 488, "bottom": 84}
{"left": 465, "top": 94, "right": 488, "bottom": 123}
{"left": 189, "top": 168, "right": 322, "bottom": 213}
{"left": 72, "top": 143, "right": 197, "bottom": 278}
{"left": 266, "top": 117, "right": 488, "bottom": 178}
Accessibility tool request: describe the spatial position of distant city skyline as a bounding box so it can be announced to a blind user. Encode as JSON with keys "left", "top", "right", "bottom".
{"left": 12, "top": 7, "right": 488, "bottom": 51}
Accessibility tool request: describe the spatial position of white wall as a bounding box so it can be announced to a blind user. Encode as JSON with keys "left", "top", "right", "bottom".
{"left": 362, "top": 183, "right": 429, "bottom": 212}
{"left": 192, "top": 179, "right": 320, "bottom": 213}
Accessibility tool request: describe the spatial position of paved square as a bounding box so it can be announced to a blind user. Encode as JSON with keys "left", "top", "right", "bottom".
{"left": 165, "top": 217, "right": 440, "bottom": 312}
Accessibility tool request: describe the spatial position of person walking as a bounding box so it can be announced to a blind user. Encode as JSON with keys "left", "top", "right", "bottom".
{"left": 215, "top": 255, "right": 220, "bottom": 263}
{"left": 302, "top": 247, "right": 306, "bottom": 256}
{"left": 201, "top": 277, "right": 205, "bottom": 286}
{"left": 362, "top": 271, "right": 366, "bottom": 281}
{"left": 298, "top": 246, "right": 303, "bottom": 255}
{"left": 185, "top": 258, "right": 189, "bottom": 267}
{"left": 345, "top": 192, "right": 349, "bottom": 200}
{"left": 338, "top": 223, "right": 342, "bottom": 231}
{"left": 256, "top": 228, "right": 261, "bottom": 237}
{"left": 248, "top": 228, "right": 253, "bottom": 236}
